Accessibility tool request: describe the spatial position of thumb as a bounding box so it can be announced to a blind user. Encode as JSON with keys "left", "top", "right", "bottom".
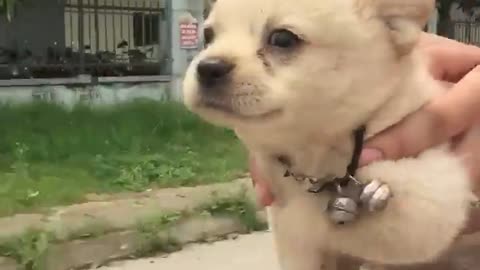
{"left": 360, "top": 109, "right": 448, "bottom": 166}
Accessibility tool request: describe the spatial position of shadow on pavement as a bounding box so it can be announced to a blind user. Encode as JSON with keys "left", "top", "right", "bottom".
{"left": 338, "top": 232, "right": 480, "bottom": 270}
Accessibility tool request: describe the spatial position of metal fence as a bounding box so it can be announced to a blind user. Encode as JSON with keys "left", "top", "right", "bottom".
{"left": 447, "top": 21, "right": 480, "bottom": 46}
{"left": 0, "top": 0, "right": 171, "bottom": 80}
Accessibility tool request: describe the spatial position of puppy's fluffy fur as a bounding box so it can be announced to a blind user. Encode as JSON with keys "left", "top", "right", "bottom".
{"left": 183, "top": 0, "right": 474, "bottom": 268}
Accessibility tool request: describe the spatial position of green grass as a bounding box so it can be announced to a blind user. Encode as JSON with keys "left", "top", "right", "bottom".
{"left": 0, "top": 100, "right": 246, "bottom": 216}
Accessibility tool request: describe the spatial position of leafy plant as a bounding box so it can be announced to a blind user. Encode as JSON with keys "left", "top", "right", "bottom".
{"left": 12, "top": 142, "right": 30, "bottom": 179}
{"left": 135, "top": 212, "right": 183, "bottom": 256}
{"left": 0, "top": 230, "right": 50, "bottom": 270}
{"left": 200, "top": 190, "right": 267, "bottom": 232}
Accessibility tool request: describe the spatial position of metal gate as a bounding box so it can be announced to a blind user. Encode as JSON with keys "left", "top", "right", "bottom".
{"left": 449, "top": 21, "right": 480, "bottom": 46}
{"left": 0, "top": 0, "right": 171, "bottom": 80}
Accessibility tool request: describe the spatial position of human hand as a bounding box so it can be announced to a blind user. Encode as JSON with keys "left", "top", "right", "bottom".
{"left": 359, "top": 32, "right": 480, "bottom": 234}
{"left": 250, "top": 33, "right": 480, "bottom": 214}
{"left": 359, "top": 33, "right": 480, "bottom": 191}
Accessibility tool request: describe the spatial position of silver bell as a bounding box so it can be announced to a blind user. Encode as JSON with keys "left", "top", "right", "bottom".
{"left": 327, "top": 197, "right": 359, "bottom": 225}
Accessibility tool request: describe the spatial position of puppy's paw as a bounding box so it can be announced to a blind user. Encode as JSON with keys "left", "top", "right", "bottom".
{"left": 360, "top": 180, "right": 392, "bottom": 212}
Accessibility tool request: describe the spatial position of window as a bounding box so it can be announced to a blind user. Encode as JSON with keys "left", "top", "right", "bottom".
{"left": 133, "top": 12, "right": 160, "bottom": 47}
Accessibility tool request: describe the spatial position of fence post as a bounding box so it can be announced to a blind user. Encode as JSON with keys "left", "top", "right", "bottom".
{"left": 78, "top": 0, "right": 86, "bottom": 75}
{"left": 94, "top": 0, "right": 100, "bottom": 52}
{"left": 164, "top": 0, "right": 173, "bottom": 100}
{"left": 165, "top": 0, "right": 173, "bottom": 76}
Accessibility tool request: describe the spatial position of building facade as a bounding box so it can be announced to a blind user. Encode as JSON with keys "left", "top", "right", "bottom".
{"left": 0, "top": 0, "right": 207, "bottom": 101}
{"left": 7, "top": 0, "right": 480, "bottom": 104}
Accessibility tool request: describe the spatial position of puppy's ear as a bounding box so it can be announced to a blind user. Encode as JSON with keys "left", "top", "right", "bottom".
{"left": 374, "top": 0, "right": 435, "bottom": 55}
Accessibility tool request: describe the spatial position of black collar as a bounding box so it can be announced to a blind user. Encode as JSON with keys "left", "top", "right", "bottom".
{"left": 346, "top": 125, "right": 367, "bottom": 177}
{"left": 280, "top": 125, "right": 367, "bottom": 193}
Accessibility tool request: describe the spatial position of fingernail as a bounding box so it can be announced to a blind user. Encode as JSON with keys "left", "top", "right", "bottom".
{"left": 360, "top": 148, "right": 384, "bottom": 166}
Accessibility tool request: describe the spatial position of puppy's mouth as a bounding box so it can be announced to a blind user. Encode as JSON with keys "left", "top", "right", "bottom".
{"left": 197, "top": 96, "right": 283, "bottom": 121}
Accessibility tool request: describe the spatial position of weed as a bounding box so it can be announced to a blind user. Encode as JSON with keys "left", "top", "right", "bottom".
{"left": 135, "top": 212, "right": 183, "bottom": 256}
{"left": 12, "top": 142, "right": 30, "bottom": 179}
{"left": 0, "top": 230, "right": 50, "bottom": 270}
{"left": 111, "top": 154, "right": 197, "bottom": 192}
{"left": 199, "top": 190, "right": 267, "bottom": 232}
{"left": 132, "top": 192, "right": 267, "bottom": 259}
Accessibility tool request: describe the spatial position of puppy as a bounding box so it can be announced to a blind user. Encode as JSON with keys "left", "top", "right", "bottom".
{"left": 183, "top": 0, "right": 474, "bottom": 269}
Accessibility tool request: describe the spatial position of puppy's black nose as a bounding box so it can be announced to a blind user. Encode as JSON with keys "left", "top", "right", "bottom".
{"left": 196, "top": 58, "right": 234, "bottom": 86}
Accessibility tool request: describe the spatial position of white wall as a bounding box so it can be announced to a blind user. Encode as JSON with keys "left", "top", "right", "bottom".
{"left": 0, "top": 82, "right": 169, "bottom": 108}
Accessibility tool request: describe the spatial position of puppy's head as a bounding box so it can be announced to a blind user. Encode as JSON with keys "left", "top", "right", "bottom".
{"left": 183, "top": 0, "right": 434, "bottom": 134}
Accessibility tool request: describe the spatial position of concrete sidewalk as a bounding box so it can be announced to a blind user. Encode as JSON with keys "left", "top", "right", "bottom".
{"left": 99, "top": 232, "right": 279, "bottom": 270}
{"left": 99, "top": 231, "right": 480, "bottom": 270}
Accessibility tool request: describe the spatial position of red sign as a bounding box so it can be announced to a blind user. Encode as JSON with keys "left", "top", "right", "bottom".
{"left": 180, "top": 22, "right": 199, "bottom": 49}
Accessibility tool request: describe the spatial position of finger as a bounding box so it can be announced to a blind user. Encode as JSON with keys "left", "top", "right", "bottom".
{"left": 437, "top": 52, "right": 480, "bottom": 83}
{"left": 430, "top": 66, "right": 480, "bottom": 138}
{"left": 421, "top": 35, "right": 480, "bottom": 81}
{"left": 361, "top": 67, "right": 480, "bottom": 163}
{"left": 452, "top": 125, "right": 480, "bottom": 193}
{"left": 248, "top": 155, "right": 274, "bottom": 207}
{"left": 419, "top": 33, "right": 465, "bottom": 48}
{"left": 360, "top": 108, "right": 446, "bottom": 163}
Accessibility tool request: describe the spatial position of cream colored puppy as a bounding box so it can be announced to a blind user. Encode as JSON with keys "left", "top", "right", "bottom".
{"left": 183, "top": 0, "right": 474, "bottom": 269}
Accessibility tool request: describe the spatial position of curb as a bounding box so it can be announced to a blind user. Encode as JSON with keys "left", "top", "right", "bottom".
{"left": 47, "top": 212, "right": 267, "bottom": 270}
{"left": 0, "top": 178, "right": 266, "bottom": 270}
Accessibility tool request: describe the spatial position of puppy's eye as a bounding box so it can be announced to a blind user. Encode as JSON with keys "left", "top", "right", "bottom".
{"left": 204, "top": 27, "right": 215, "bottom": 47}
{"left": 268, "top": 29, "right": 301, "bottom": 48}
